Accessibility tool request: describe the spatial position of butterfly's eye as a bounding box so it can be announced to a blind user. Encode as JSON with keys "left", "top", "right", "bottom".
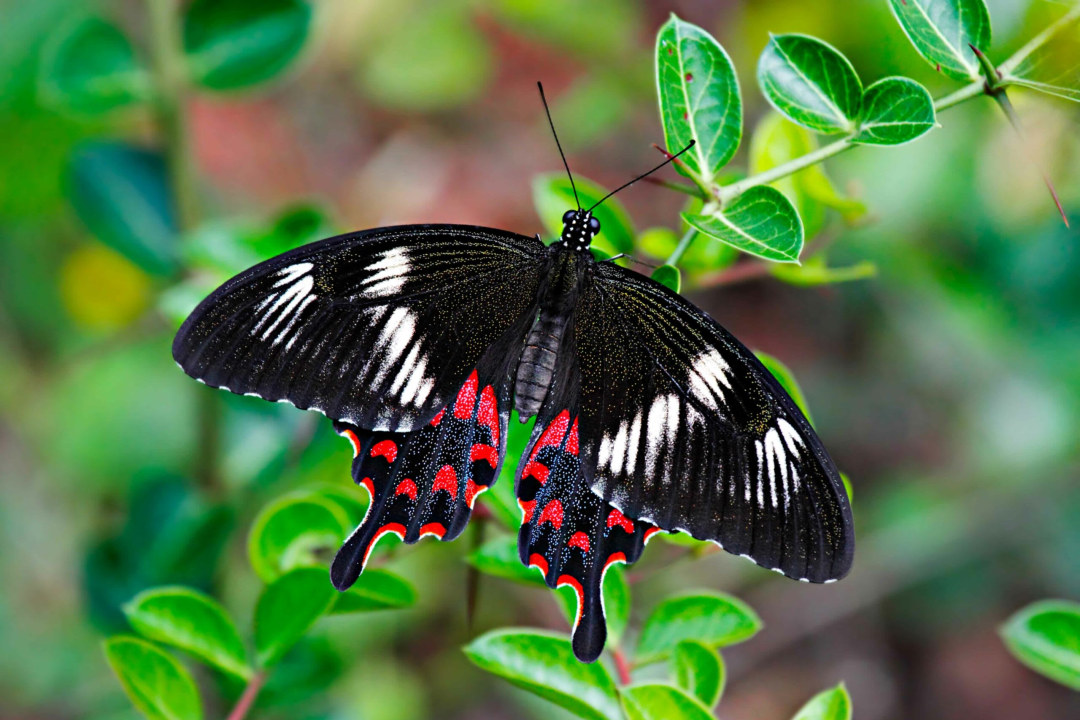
{"left": 562, "top": 210, "right": 577, "bottom": 224}
{"left": 588, "top": 216, "right": 601, "bottom": 232}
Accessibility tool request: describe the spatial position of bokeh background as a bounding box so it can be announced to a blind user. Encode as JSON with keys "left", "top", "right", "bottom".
{"left": 3, "top": 0, "right": 1080, "bottom": 719}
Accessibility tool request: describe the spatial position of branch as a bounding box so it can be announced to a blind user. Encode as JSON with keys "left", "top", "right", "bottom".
{"left": 999, "top": 5, "right": 1080, "bottom": 77}
{"left": 717, "top": 80, "right": 986, "bottom": 203}
{"left": 226, "top": 672, "right": 266, "bottom": 720}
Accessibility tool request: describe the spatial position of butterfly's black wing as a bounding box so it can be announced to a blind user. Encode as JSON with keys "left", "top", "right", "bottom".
{"left": 576, "top": 261, "right": 854, "bottom": 583}
{"left": 330, "top": 366, "right": 512, "bottom": 590}
{"left": 512, "top": 279, "right": 658, "bottom": 663}
{"left": 173, "top": 225, "right": 548, "bottom": 590}
{"left": 173, "top": 225, "right": 547, "bottom": 432}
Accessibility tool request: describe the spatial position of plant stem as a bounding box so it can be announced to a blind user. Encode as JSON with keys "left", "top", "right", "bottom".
{"left": 146, "top": 0, "right": 222, "bottom": 491}
{"left": 612, "top": 648, "right": 633, "bottom": 685}
{"left": 664, "top": 227, "right": 698, "bottom": 266}
{"left": 999, "top": 5, "right": 1080, "bottom": 77}
{"left": 146, "top": 0, "right": 199, "bottom": 231}
{"left": 226, "top": 672, "right": 266, "bottom": 720}
{"left": 715, "top": 79, "right": 986, "bottom": 205}
{"left": 719, "top": 137, "right": 853, "bottom": 203}
{"left": 932, "top": 80, "right": 986, "bottom": 112}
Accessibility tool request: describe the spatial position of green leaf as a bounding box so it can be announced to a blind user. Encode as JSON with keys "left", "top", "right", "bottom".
{"left": 770, "top": 256, "right": 877, "bottom": 287}
{"left": 463, "top": 630, "right": 622, "bottom": 720}
{"left": 123, "top": 587, "right": 251, "bottom": 680}
{"left": 841, "top": 473, "right": 854, "bottom": 504}
{"left": 671, "top": 641, "right": 724, "bottom": 709}
{"left": 887, "top": 0, "right": 992, "bottom": 81}
{"left": 756, "top": 34, "right": 861, "bottom": 135}
{"left": 621, "top": 684, "right": 716, "bottom": 720}
{"left": 532, "top": 173, "right": 634, "bottom": 255}
{"left": 1000, "top": 599, "right": 1080, "bottom": 690}
{"left": 1004, "top": 13, "right": 1080, "bottom": 103}
{"left": 754, "top": 351, "right": 815, "bottom": 427}
{"left": 254, "top": 567, "right": 337, "bottom": 668}
{"left": 331, "top": 569, "right": 417, "bottom": 613}
{"left": 651, "top": 264, "right": 682, "bottom": 292}
{"left": 656, "top": 15, "right": 742, "bottom": 183}
{"left": 67, "top": 142, "right": 178, "bottom": 277}
{"left": 854, "top": 77, "right": 936, "bottom": 146}
{"left": 792, "top": 683, "right": 852, "bottom": 720}
{"left": 683, "top": 186, "right": 804, "bottom": 263}
{"left": 247, "top": 491, "right": 352, "bottom": 583}
{"left": 468, "top": 534, "right": 546, "bottom": 586}
{"left": 601, "top": 564, "right": 631, "bottom": 647}
{"left": 636, "top": 592, "right": 762, "bottom": 665}
{"left": 103, "top": 636, "right": 203, "bottom": 720}
{"left": 39, "top": 16, "right": 150, "bottom": 114}
{"left": 183, "top": 0, "right": 312, "bottom": 90}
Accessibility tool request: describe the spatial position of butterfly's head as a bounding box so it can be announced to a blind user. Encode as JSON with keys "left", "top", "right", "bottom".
{"left": 560, "top": 209, "right": 601, "bottom": 252}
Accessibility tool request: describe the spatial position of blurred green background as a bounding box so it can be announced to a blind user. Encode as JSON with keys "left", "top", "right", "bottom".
{"left": 3, "top": 0, "right": 1080, "bottom": 718}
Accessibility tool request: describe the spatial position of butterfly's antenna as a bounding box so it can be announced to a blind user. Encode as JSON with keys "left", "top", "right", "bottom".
{"left": 537, "top": 81, "right": 580, "bottom": 210}
{"left": 587, "top": 140, "right": 696, "bottom": 212}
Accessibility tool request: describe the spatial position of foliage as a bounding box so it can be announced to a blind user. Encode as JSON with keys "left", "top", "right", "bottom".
{"left": 1001, "top": 600, "right": 1080, "bottom": 691}
{"left": 5, "top": 0, "right": 1080, "bottom": 718}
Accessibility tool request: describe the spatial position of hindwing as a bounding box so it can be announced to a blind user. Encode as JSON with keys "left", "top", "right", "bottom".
{"left": 331, "top": 365, "right": 513, "bottom": 590}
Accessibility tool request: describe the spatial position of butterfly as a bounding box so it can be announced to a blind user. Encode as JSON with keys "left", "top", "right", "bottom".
{"left": 172, "top": 84, "right": 853, "bottom": 663}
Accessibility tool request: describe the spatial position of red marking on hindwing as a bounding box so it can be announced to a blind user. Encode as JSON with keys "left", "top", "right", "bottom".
{"left": 478, "top": 385, "right": 500, "bottom": 444}
{"left": 454, "top": 370, "right": 479, "bottom": 419}
{"left": 530, "top": 410, "right": 570, "bottom": 460}
{"left": 432, "top": 465, "right": 458, "bottom": 499}
{"left": 528, "top": 552, "right": 549, "bottom": 576}
{"left": 470, "top": 443, "right": 498, "bottom": 468}
{"left": 430, "top": 408, "right": 445, "bottom": 426}
{"left": 464, "top": 479, "right": 484, "bottom": 507}
{"left": 342, "top": 429, "right": 361, "bottom": 457}
{"left": 370, "top": 440, "right": 398, "bottom": 462}
{"left": 420, "top": 522, "right": 446, "bottom": 538}
{"left": 522, "top": 460, "right": 549, "bottom": 484}
{"left": 604, "top": 552, "right": 627, "bottom": 571}
{"left": 538, "top": 499, "right": 564, "bottom": 529}
{"left": 394, "top": 478, "right": 418, "bottom": 501}
{"left": 606, "top": 509, "right": 635, "bottom": 534}
{"left": 364, "top": 523, "right": 406, "bottom": 566}
{"left": 519, "top": 499, "right": 536, "bottom": 523}
{"left": 556, "top": 574, "right": 585, "bottom": 628}
{"left": 566, "top": 418, "right": 579, "bottom": 456}
{"left": 643, "top": 527, "right": 661, "bottom": 543}
{"left": 568, "top": 532, "right": 590, "bottom": 552}
{"left": 360, "top": 477, "right": 374, "bottom": 496}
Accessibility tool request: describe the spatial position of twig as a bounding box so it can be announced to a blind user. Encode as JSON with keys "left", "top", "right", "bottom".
{"left": 998, "top": 5, "right": 1080, "bottom": 77}
{"left": 613, "top": 648, "right": 633, "bottom": 686}
{"left": 146, "top": 0, "right": 222, "bottom": 491}
{"left": 664, "top": 227, "right": 698, "bottom": 267}
{"left": 226, "top": 672, "right": 266, "bottom": 720}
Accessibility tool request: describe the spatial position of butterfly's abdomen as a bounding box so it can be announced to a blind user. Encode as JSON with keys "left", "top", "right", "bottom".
{"left": 514, "top": 309, "right": 566, "bottom": 420}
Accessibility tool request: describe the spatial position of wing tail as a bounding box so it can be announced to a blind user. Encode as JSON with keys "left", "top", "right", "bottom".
{"left": 516, "top": 411, "right": 655, "bottom": 662}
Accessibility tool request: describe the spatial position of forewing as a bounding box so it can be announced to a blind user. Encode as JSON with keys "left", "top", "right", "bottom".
{"left": 173, "top": 225, "right": 546, "bottom": 431}
{"left": 576, "top": 262, "right": 854, "bottom": 583}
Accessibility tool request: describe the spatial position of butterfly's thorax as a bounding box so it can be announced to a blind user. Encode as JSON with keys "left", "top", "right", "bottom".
{"left": 514, "top": 249, "right": 587, "bottom": 420}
